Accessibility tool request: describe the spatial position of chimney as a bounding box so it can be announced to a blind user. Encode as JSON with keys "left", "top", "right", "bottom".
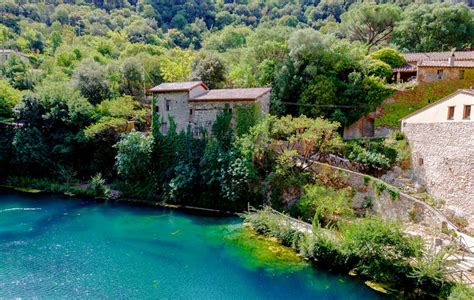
{"left": 448, "top": 52, "right": 455, "bottom": 66}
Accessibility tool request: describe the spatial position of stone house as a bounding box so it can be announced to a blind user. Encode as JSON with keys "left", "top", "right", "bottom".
{"left": 393, "top": 51, "right": 474, "bottom": 83}
{"left": 0, "top": 49, "right": 29, "bottom": 64}
{"left": 148, "top": 81, "right": 271, "bottom": 136}
{"left": 401, "top": 90, "right": 474, "bottom": 229}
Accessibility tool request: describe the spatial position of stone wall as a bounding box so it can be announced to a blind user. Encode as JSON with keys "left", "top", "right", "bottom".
{"left": 402, "top": 122, "right": 474, "bottom": 230}
{"left": 155, "top": 91, "right": 190, "bottom": 133}
{"left": 343, "top": 115, "right": 374, "bottom": 139}
{"left": 310, "top": 162, "right": 466, "bottom": 235}
{"left": 156, "top": 91, "right": 270, "bottom": 136}
{"left": 417, "top": 67, "right": 462, "bottom": 82}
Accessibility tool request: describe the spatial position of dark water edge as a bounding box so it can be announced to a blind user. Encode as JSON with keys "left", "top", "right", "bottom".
{"left": 0, "top": 189, "right": 391, "bottom": 299}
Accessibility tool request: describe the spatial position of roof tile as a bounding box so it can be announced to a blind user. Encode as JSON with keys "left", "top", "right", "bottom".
{"left": 403, "top": 51, "right": 474, "bottom": 62}
{"left": 189, "top": 88, "right": 272, "bottom": 102}
{"left": 149, "top": 81, "right": 208, "bottom": 92}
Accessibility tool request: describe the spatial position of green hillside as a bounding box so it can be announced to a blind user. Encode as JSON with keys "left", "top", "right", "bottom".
{"left": 376, "top": 78, "right": 474, "bottom": 128}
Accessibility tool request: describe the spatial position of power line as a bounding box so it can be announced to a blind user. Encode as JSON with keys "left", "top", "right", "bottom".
{"left": 280, "top": 102, "right": 357, "bottom": 108}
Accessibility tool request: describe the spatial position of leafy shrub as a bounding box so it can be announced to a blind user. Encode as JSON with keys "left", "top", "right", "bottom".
{"left": 299, "top": 230, "right": 346, "bottom": 268}
{"left": 341, "top": 217, "right": 423, "bottom": 282}
{"left": 89, "top": 173, "right": 109, "bottom": 198}
{"left": 0, "top": 80, "right": 21, "bottom": 120}
{"left": 369, "top": 48, "right": 405, "bottom": 68}
{"left": 346, "top": 138, "right": 399, "bottom": 172}
{"left": 114, "top": 131, "right": 153, "bottom": 181}
{"left": 243, "top": 207, "right": 304, "bottom": 250}
{"left": 295, "top": 184, "right": 353, "bottom": 228}
{"left": 448, "top": 283, "right": 474, "bottom": 300}
{"left": 410, "top": 247, "right": 452, "bottom": 289}
{"left": 364, "top": 59, "right": 392, "bottom": 80}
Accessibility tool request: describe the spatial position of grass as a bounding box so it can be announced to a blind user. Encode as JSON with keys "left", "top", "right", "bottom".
{"left": 376, "top": 78, "right": 474, "bottom": 128}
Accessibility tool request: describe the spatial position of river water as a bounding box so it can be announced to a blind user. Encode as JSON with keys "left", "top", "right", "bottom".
{"left": 0, "top": 191, "right": 385, "bottom": 299}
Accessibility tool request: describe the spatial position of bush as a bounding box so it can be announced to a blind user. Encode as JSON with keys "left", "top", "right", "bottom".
{"left": 295, "top": 184, "right": 353, "bottom": 228}
{"left": 0, "top": 80, "right": 21, "bottom": 120}
{"left": 89, "top": 173, "right": 109, "bottom": 198}
{"left": 341, "top": 217, "right": 423, "bottom": 282}
{"left": 369, "top": 48, "right": 405, "bottom": 68}
{"left": 346, "top": 138, "right": 399, "bottom": 172}
{"left": 299, "top": 230, "right": 346, "bottom": 268}
{"left": 410, "top": 247, "right": 452, "bottom": 290}
{"left": 364, "top": 59, "right": 392, "bottom": 81}
{"left": 448, "top": 283, "right": 474, "bottom": 300}
{"left": 243, "top": 207, "right": 304, "bottom": 250}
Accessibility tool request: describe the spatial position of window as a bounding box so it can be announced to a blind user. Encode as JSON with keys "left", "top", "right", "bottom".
{"left": 166, "top": 99, "right": 171, "bottom": 111}
{"left": 463, "top": 105, "right": 472, "bottom": 120}
{"left": 447, "top": 106, "right": 455, "bottom": 120}
{"left": 189, "top": 109, "right": 193, "bottom": 115}
{"left": 418, "top": 157, "right": 424, "bottom": 166}
{"left": 156, "top": 105, "right": 159, "bottom": 113}
{"left": 437, "top": 69, "right": 444, "bottom": 80}
{"left": 460, "top": 70, "right": 465, "bottom": 79}
{"left": 161, "top": 122, "right": 168, "bottom": 134}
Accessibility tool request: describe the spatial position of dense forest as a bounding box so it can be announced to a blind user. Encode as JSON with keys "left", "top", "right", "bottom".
{"left": 0, "top": 0, "right": 473, "bottom": 206}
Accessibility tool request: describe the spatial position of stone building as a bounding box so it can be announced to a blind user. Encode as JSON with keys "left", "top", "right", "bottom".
{"left": 149, "top": 81, "right": 271, "bottom": 136}
{"left": 0, "top": 49, "right": 29, "bottom": 64}
{"left": 401, "top": 90, "right": 474, "bottom": 229}
{"left": 393, "top": 50, "right": 474, "bottom": 83}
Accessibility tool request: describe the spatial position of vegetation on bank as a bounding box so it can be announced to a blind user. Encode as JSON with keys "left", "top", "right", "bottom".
{"left": 243, "top": 207, "right": 470, "bottom": 298}
{"left": 377, "top": 78, "right": 474, "bottom": 128}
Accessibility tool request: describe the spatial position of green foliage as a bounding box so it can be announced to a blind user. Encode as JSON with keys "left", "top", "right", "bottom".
{"left": 273, "top": 28, "right": 391, "bottom": 126}
{"left": 346, "top": 138, "right": 400, "bottom": 172}
{"left": 377, "top": 79, "right": 474, "bottom": 128}
{"left": 341, "top": 217, "right": 423, "bottom": 282}
{"left": 11, "top": 127, "right": 50, "bottom": 173}
{"left": 295, "top": 184, "right": 353, "bottom": 228}
{"left": 190, "top": 52, "right": 226, "bottom": 89}
{"left": 448, "top": 283, "right": 474, "bottom": 300}
{"left": 236, "top": 103, "right": 261, "bottom": 137}
{"left": 363, "top": 59, "right": 392, "bottom": 81}
{"left": 89, "top": 172, "right": 109, "bottom": 198}
{"left": 369, "top": 48, "right": 405, "bottom": 68}
{"left": 410, "top": 247, "right": 452, "bottom": 289}
{"left": 341, "top": 3, "right": 401, "bottom": 49}
{"left": 1, "top": 54, "right": 34, "bottom": 90}
{"left": 243, "top": 207, "right": 304, "bottom": 250}
{"left": 72, "top": 59, "right": 111, "bottom": 104}
{"left": 0, "top": 79, "right": 21, "bottom": 119}
{"left": 120, "top": 56, "right": 145, "bottom": 101}
{"left": 114, "top": 131, "right": 153, "bottom": 181}
{"left": 394, "top": 3, "right": 474, "bottom": 52}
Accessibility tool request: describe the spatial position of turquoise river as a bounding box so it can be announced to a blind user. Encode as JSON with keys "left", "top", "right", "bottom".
{"left": 0, "top": 190, "right": 386, "bottom": 299}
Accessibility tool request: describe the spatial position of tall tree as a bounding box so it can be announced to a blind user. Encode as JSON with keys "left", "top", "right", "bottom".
{"left": 393, "top": 3, "right": 474, "bottom": 52}
{"left": 190, "top": 52, "right": 226, "bottom": 89}
{"left": 341, "top": 3, "right": 401, "bottom": 50}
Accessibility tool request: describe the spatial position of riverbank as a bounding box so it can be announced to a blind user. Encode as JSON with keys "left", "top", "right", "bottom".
{"left": 3, "top": 177, "right": 474, "bottom": 298}
{"left": 243, "top": 207, "right": 474, "bottom": 299}
{"left": 0, "top": 178, "right": 236, "bottom": 217}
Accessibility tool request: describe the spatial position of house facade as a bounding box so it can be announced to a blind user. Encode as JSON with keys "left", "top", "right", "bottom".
{"left": 149, "top": 81, "right": 271, "bottom": 135}
{"left": 393, "top": 51, "right": 474, "bottom": 83}
{"left": 401, "top": 90, "right": 474, "bottom": 229}
{"left": 0, "top": 49, "right": 29, "bottom": 64}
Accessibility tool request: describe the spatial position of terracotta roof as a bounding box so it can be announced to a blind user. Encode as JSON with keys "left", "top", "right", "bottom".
{"left": 149, "top": 81, "right": 208, "bottom": 93}
{"left": 189, "top": 88, "right": 271, "bottom": 102}
{"left": 418, "top": 60, "right": 474, "bottom": 68}
{"left": 392, "top": 63, "right": 417, "bottom": 72}
{"left": 403, "top": 51, "right": 474, "bottom": 63}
